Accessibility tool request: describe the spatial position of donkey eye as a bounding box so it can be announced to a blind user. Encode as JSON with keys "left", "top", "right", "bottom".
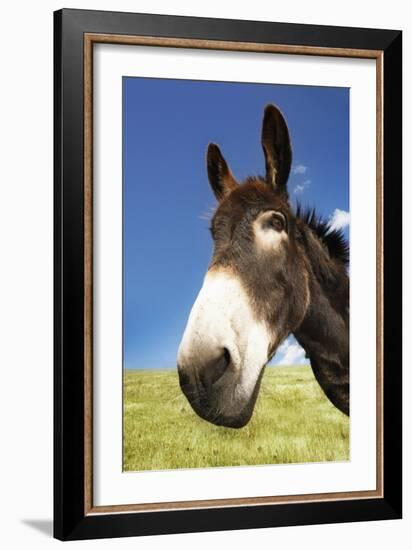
{"left": 270, "top": 214, "right": 285, "bottom": 232}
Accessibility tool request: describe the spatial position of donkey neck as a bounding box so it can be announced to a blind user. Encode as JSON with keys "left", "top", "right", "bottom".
{"left": 294, "top": 224, "right": 349, "bottom": 415}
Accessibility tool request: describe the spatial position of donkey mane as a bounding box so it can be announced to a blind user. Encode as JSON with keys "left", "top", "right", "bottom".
{"left": 295, "top": 204, "right": 349, "bottom": 267}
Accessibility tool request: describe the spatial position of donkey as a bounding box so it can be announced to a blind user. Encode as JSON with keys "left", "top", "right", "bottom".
{"left": 177, "top": 104, "right": 349, "bottom": 428}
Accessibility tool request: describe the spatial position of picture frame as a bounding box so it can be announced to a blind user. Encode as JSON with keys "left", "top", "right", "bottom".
{"left": 53, "top": 8, "right": 402, "bottom": 541}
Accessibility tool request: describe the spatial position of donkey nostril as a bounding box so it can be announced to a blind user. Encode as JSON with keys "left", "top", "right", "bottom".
{"left": 199, "top": 348, "right": 231, "bottom": 390}
{"left": 178, "top": 368, "right": 191, "bottom": 389}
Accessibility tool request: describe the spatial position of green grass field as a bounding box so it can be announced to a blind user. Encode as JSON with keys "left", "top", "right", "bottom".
{"left": 123, "top": 366, "right": 349, "bottom": 472}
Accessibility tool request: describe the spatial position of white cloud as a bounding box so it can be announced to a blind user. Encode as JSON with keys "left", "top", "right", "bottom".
{"left": 329, "top": 208, "right": 350, "bottom": 231}
{"left": 293, "top": 164, "right": 307, "bottom": 175}
{"left": 293, "top": 179, "right": 311, "bottom": 195}
{"left": 274, "top": 337, "right": 308, "bottom": 366}
{"left": 282, "top": 343, "right": 306, "bottom": 365}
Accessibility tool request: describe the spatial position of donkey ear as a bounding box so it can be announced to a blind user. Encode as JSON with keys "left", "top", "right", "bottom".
{"left": 261, "top": 104, "right": 292, "bottom": 191}
{"left": 207, "top": 143, "right": 238, "bottom": 201}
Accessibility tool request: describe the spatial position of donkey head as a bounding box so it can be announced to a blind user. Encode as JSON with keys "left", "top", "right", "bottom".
{"left": 177, "top": 105, "right": 311, "bottom": 428}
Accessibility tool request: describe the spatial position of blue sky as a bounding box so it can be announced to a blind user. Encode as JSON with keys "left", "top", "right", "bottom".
{"left": 123, "top": 77, "right": 349, "bottom": 369}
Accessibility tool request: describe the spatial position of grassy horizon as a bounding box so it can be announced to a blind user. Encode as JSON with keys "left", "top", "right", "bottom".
{"left": 123, "top": 366, "right": 349, "bottom": 472}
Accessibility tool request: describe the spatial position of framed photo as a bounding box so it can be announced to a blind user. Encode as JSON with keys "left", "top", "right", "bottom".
{"left": 54, "top": 8, "right": 402, "bottom": 541}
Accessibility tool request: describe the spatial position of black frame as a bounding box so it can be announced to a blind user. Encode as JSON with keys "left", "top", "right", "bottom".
{"left": 54, "top": 8, "right": 402, "bottom": 541}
